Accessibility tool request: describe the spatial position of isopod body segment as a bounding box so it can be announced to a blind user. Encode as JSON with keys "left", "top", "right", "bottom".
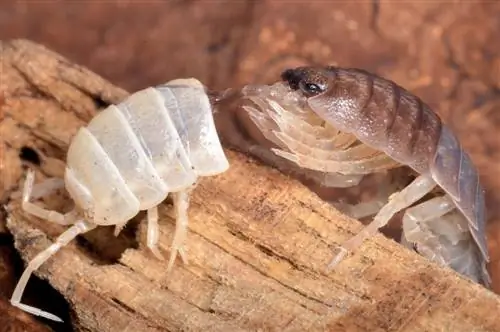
{"left": 11, "top": 78, "right": 229, "bottom": 322}
{"left": 235, "top": 66, "right": 491, "bottom": 287}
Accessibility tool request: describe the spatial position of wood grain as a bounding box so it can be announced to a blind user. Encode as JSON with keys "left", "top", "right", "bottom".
{"left": 2, "top": 39, "right": 500, "bottom": 332}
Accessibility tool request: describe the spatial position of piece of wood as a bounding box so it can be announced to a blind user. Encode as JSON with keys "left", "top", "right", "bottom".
{"left": 2, "top": 39, "right": 500, "bottom": 332}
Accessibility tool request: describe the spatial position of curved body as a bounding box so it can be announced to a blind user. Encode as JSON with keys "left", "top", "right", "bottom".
{"left": 65, "top": 79, "right": 229, "bottom": 225}
{"left": 239, "top": 66, "right": 490, "bottom": 287}
{"left": 11, "top": 78, "right": 230, "bottom": 322}
{"left": 289, "top": 67, "right": 488, "bottom": 259}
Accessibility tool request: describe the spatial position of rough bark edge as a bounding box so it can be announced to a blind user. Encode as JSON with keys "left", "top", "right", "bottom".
{"left": 1, "top": 39, "right": 500, "bottom": 332}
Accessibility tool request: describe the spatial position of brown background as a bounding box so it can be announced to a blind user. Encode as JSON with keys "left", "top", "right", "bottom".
{"left": 1, "top": 0, "right": 500, "bottom": 326}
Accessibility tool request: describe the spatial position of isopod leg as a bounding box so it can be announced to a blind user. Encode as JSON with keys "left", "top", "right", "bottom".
{"left": 113, "top": 222, "right": 127, "bottom": 237}
{"left": 400, "top": 195, "right": 491, "bottom": 286}
{"left": 333, "top": 199, "right": 387, "bottom": 220}
{"left": 15, "top": 177, "right": 65, "bottom": 201}
{"left": 332, "top": 170, "right": 407, "bottom": 218}
{"left": 401, "top": 196, "right": 455, "bottom": 245}
{"left": 327, "top": 174, "right": 437, "bottom": 270}
{"left": 400, "top": 195, "right": 456, "bottom": 266}
{"left": 10, "top": 220, "right": 96, "bottom": 322}
{"left": 272, "top": 148, "right": 399, "bottom": 175}
{"left": 166, "top": 188, "right": 192, "bottom": 273}
{"left": 317, "top": 172, "right": 364, "bottom": 188}
{"left": 22, "top": 169, "right": 76, "bottom": 225}
{"left": 146, "top": 206, "right": 164, "bottom": 260}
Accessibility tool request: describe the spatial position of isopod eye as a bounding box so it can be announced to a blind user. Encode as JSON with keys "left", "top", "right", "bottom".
{"left": 298, "top": 81, "right": 326, "bottom": 96}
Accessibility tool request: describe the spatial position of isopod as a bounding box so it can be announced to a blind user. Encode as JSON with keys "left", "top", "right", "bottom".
{"left": 230, "top": 66, "right": 490, "bottom": 287}
{"left": 11, "top": 78, "right": 230, "bottom": 321}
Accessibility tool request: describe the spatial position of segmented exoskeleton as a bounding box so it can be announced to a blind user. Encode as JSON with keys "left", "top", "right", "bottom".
{"left": 12, "top": 78, "right": 229, "bottom": 322}
{"left": 235, "top": 66, "right": 490, "bottom": 287}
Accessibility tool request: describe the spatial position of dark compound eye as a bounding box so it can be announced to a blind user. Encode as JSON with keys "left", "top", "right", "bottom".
{"left": 299, "top": 81, "right": 325, "bottom": 96}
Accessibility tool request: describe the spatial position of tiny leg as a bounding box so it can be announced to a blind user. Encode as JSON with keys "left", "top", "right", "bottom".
{"left": 22, "top": 169, "right": 75, "bottom": 225}
{"left": 10, "top": 220, "right": 96, "bottom": 322}
{"left": 147, "top": 206, "right": 164, "bottom": 260}
{"left": 401, "top": 195, "right": 481, "bottom": 274}
{"left": 12, "top": 176, "right": 65, "bottom": 201}
{"left": 272, "top": 148, "right": 400, "bottom": 175}
{"left": 166, "top": 188, "right": 193, "bottom": 272}
{"left": 331, "top": 170, "right": 406, "bottom": 219}
{"left": 315, "top": 172, "right": 364, "bottom": 188}
{"left": 402, "top": 196, "right": 456, "bottom": 244}
{"left": 327, "top": 174, "right": 438, "bottom": 270}
{"left": 333, "top": 199, "right": 386, "bottom": 220}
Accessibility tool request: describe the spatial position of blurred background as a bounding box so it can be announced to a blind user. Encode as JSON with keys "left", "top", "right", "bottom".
{"left": 1, "top": 0, "right": 500, "bottom": 299}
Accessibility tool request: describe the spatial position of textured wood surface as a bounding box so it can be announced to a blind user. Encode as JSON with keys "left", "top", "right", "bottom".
{"left": 3, "top": 0, "right": 500, "bottom": 294}
{"left": 2, "top": 39, "right": 500, "bottom": 332}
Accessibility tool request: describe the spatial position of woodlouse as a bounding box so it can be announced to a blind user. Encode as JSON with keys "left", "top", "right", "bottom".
{"left": 235, "top": 66, "right": 490, "bottom": 287}
{"left": 11, "top": 78, "right": 229, "bottom": 321}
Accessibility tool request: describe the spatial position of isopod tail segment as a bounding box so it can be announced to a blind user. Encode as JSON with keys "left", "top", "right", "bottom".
{"left": 240, "top": 66, "right": 490, "bottom": 287}
{"left": 282, "top": 66, "right": 490, "bottom": 286}
{"left": 11, "top": 78, "right": 230, "bottom": 322}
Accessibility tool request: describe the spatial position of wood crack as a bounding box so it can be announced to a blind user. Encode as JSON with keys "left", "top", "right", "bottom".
{"left": 2, "top": 39, "right": 500, "bottom": 332}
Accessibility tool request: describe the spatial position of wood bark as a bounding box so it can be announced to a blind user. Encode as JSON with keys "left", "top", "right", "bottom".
{"left": 1, "top": 39, "right": 500, "bottom": 332}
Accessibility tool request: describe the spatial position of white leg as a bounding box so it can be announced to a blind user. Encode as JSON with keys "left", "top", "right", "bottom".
{"left": 22, "top": 169, "right": 75, "bottom": 226}
{"left": 166, "top": 189, "right": 192, "bottom": 273}
{"left": 327, "top": 174, "right": 438, "bottom": 270}
{"left": 329, "top": 170, "right": 406, "bottom": 218}
{"left": 401, "top": 196, "right": 490, "bottom": 285}
{"left": 10, "top": 220, "right": 96, "bottom": 322}
{"left": 402, "top": 195, "right": 456, "bottom": 245}
{"left": 401, "top": 195, "right": 468, "bottom": 265}
{"left": 146, "top": 206, "right": 164, "bottom": 260}
{"left": 31, "top": 179, "right": 65, "bottom": 199}
{"left": 11, "top": 176, "right": 65, "bottom": 201}
{"left": 311, "top": 171, "right": 364, "bottom": 189}
{"left": 113, "top": 221, "right": 128, "bottom": 237}
{"left": 333, "top": 199, "right": 387, "bottom": 219}
{"left": 273, "top": 130, "right": 379, "bottom": 162}
{"left": 272, "top": 148, "right": 400, "bottom": 175}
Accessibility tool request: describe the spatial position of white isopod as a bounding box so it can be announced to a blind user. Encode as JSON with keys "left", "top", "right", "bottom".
{"left": 11, "top": 78, "right": 230, "bottom": 322}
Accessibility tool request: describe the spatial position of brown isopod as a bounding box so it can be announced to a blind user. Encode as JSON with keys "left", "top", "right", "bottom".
{"left": 232, "top": 66, "right": 490, "bottom": 287}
